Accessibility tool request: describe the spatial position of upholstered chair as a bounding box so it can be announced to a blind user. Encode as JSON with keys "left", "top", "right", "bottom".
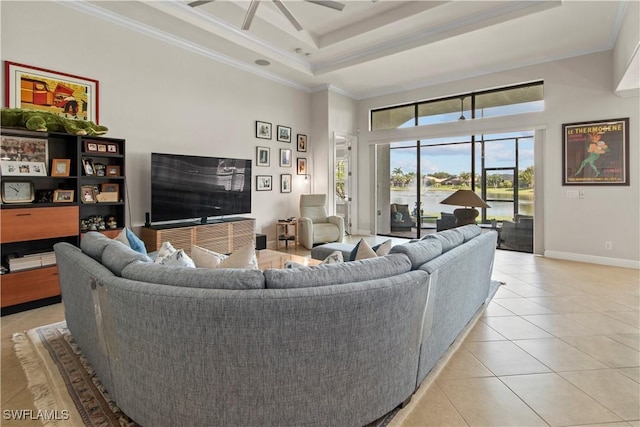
{"left": 298, "top": 194, "right": 345, "bottom": 250}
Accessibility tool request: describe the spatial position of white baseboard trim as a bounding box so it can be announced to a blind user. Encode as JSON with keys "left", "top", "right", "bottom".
{"left": 544, "top": 250, "right": 640, "bottom": 269}
{"left": 350, "top": 229, "right": 373, "bottom": 237}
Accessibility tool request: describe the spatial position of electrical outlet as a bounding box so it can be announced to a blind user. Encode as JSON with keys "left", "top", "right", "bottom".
{"left": 605, "top": 241, "right": 613, "bottom": 250}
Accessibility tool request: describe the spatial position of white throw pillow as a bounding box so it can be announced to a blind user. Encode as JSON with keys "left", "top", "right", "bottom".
{"left": 373, "top": 239, "right": 393, "bottom": 256}
{"left": 191, "top": 245, "right": 228, "bottom": 269}
{"left": 219, "top": 244, "right": 258, "bottom": 270}
{"left": 155, "top": 241, "right": 176, "bottom": 264}
{"left": 321, "top": 250, "right": 344, "bottom": 264}
{"left": 157, "top": 249, "right": 195, "bottom": 268}
{"left": 115, "top": 229, "right": 131, "bottom": 247}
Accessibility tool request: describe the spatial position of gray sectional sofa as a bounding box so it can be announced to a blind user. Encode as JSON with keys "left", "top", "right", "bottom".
{"left": 53, "top": 225, "right": 497, "bottom": 427}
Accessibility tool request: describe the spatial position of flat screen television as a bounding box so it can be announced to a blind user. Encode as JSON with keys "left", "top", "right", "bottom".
{"left": 151, "top": 152, "right": 251, "bottom": 224}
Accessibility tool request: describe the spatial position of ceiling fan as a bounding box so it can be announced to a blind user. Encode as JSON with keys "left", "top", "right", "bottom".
{"left": 188, "top": 0, "right": 346, "bottom": 31}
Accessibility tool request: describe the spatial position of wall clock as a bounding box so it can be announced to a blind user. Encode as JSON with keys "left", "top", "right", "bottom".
{"left": 2, "top": 181, "right": 35, "bottom": 203}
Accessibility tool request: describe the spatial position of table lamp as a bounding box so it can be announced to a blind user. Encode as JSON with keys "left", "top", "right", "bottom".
{"left": 440, "top": 189, "right": 490, "bottom": 226}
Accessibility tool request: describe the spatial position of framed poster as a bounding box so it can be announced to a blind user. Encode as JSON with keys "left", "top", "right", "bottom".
{"left": 280, "top": 174, "right": 292, "bottom": 193}
{"left": 256, "top": 146, "right": 270, "bottom": 166}
{"left": 256, "top": 175, "right": 272, "bottom": 191}
{"left": 563, "top": 118, "right": 629, "bottom": 185}
{"left": 297, "top": 157, "right": 307, "bottom": 175}
{"left": 1, "top": 135, "right": 48, "bottom": 163}
{"left": 256, "top": 121, "right": 272, "bottom": 140}
{"left": 280, "top": 149, "right": 292, "bottom": 167}
{"left": 5, "top": 61, "right": 99, "bottom": 123}
{"left": 297, "top": 134, "right": 307, "bottom": 152}
{"left": 277, "top": 125, "right": 291, "bottom": 143}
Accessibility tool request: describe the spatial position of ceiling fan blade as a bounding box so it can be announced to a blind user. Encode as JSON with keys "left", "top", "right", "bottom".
{"left": 187, "top": 0, "right": 214, "bottom": 7}
{"left": 273, "top": 0, "right": 303, "bottom": 31}
{"left": 304, "top": 0, "right": 345, "bottom": 11}
{"left": 242, "top": 0, "right": 261, "bottom": 30}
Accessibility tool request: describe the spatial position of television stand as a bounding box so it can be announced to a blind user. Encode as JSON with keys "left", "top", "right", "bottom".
{"left": 141, "top": 218, "right": 255, "bottom": 256}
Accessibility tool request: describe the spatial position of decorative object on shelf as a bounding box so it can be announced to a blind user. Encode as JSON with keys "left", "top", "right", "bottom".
{"left": 297, "top": 158, "right": 307, "bottom": 175}
{"left": 53, "top": 189, "right": 74, "bottom": 203}
{"left": 256, "top": 146, "right": 270, "bottom": 166}
{"left": 82, "top": 158, "right": 95, "bottom": 175}
{"left": 280, "top": 174, "right": 291, "bottom": 193}
{"left": 94, "top": 163, "right": 106, "bottom": 176}
{"left": 106, "top": 143, "right": 119, "bottom": 154}
{"left": 1, "top": 180, "right": 35, "bottom": 203}
{"left": 0, "top": 108, "right": 108, "bottom": 136}
{"left": 562, "top": 117, "right": 629, "bottom": 186}
{"left": 256, "top": 120, "right": 272, "bottom": 140}
{"left": 106, "top": 165, "right": 120, "bottom": 176}
{"left": 36, "top": 189, "right": 54, "bottom": 203}
{"left": 1, "top": 134, "right": 48, "bottom": 162}
{"left": 440, "top": 189, "right": 490, "bottom": 226}
{"left": 0, "top": 160, "right": 46, "bottom": 176}
{"left": 100, "top": 183, "right": 119, "bottom": 201}
{"left": 81, "top": 215, "right": 106, "bottom": 231}
{"left": 280, "top": 149, "right": 291, "bottom": 167}
{"left": 277, "top": 125, "right": 291, "bottom": 143}
{"left": 84, "top": 141, "right": 99, "bottom": 152}
{"left": 80, "top": 185, "right": 96, "bottom": 203}
{"left": 97, "top": 143, "right": 107, "bottom": 153}
{"left": 5, "top": 61, "right": 100, "bottom": 123}
{"left": 106, "top": 215, "right": 118, "bottom": 229}
{"left": 51, "top": 159, "right": 71, "bottom": 176}
{"left": 256, "top": 175, "right": 272, "bottom": 191}
{"left": 297, "top": 134, "right": 307, "bottom": 152}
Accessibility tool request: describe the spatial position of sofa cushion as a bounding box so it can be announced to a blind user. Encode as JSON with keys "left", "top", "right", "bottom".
{"left": 423, "top": 228, "right": 464, "bottom": 253}
{"left": 349, "top": 239, "right": 393, "bottom": 261}
{"left": 155, "top": 242, "right": 177, "bottom": 264}
{"left": 121, "top": 261, "right": 265, "bottom": 289}
{"left": 457, "top": 224, "right": 482, "bottom": 241}
{"left": 264, "top": 253, "right": 412, "bottom": 289}
{"left": 219, "top": 244, "right": 258, "bottom": 269}
{"left": 80, "top": 231, "right": 115, "bottom": 262}
{"left": 389, "top": 238, "right": 443, "bottom": 269}
{"left": 191, "top": 245, "right": 227, "bottom": 268}
{"left": 101, "top": 240, "right": 153, "bottom": 276}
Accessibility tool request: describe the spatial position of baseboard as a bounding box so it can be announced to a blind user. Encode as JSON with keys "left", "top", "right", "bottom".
{"left": 544, "top": 250, "right": 640, "bottom": 269}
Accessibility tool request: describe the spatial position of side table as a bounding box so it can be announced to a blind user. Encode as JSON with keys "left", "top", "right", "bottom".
{"left": 276, "top": 219, "right": 298, "bottom": 249}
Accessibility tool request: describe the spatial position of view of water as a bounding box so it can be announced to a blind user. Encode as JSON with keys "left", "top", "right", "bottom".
{"left": 390, "top": 188, "right": 534, "bottom": 220}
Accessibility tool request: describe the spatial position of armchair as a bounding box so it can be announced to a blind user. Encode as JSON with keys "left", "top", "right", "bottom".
{"left": 500, "top": 214, "right": 533, "bottom": 252}
{"left": 298, "top": 194, "right": 345, "bottom": 250}
{"left": 390, "top": 203, "right": 415, "bottom": 231}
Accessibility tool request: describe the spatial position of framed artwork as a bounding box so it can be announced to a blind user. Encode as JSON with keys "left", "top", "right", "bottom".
{"left": 53, "top": 189, "right": 74, "bottom": 203}
{"left": 1, "top": 135, "right": 48, "bottom": 162}
{"left": 256, "top": 121, "right": 272, "bottom": 140}
{"left": 280, "top": 174, "right": 292, "bottom": 193}
{"left": 297, "top": 158, "right": 307, "bottom": 175}
{"left": 0, "top": 160, "right": 46, "bottom": 176}
{"left": 256, "top": 146, "right": 270, "bottom": 167}
{"left": 97, "top": 143, "right": 107, "bottom": 153}
{"left": 107, "top": 143, "right": 119, "bottom": 154}
{"left": 85, "top": 141, "right": 99, "bottom": 152}
{"left": 277, "top": 125, "right": 292, "bottom": 143}
{"left": 80, "top": 185, "right": 96, "bottom": 203}
{"left": 280, "top": 149, "right": 292, "bottom": 167}
{"left": 106, "top": 165, "right": 121, "bottom": 176}
{"left": 297, "top": 134, "right": 307, "bottom": 152}
{"left": 5, "top": 61, "right": 99, "bottom": 122}
{"left": 82, "top": 158, "right": 95, "bottom": 176}
{"left": 51, "top": 159, "right": 71, "bottom": 176}
{"left": 562, "top": 118, "right": 629, "bottom": 185}
{"left": 256, "top": 175, "right": 273, "bottom": 191}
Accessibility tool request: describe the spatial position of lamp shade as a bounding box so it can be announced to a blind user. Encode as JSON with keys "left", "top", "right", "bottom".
{"left": 440, "top": 190, "right": 490, "bottom": 208}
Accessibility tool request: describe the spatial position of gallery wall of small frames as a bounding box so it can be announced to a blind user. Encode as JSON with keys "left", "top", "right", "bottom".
{"left": 254, "top": 120, "right": 308, "bottom": 193}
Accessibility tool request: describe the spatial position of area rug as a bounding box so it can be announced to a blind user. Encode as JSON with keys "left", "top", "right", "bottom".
{"left": 13, "top": 323, "right": 397, "bottom": 427}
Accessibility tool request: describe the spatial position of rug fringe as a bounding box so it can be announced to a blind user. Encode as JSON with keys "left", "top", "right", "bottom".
{"left": 12, "top": 331, "right": 65, "bottom": 426}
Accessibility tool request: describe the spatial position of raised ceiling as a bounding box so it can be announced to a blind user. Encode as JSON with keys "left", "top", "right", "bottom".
{"left": 68, "top": 1, "right": 631, "bottom": 99}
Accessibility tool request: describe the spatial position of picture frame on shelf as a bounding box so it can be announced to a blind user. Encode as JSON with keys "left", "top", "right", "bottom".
{"left": 256, "top": 121, "right": 272, "bottom": 140}
{"left": 82, "top": 158, "right": 95, "bottom": 175}
{"left": 562, "top": 117, "right": 629, "bottom": 186}
{"left": 107, "top": 143, "right": 119, "bottom": 154}
{"left": 280, "top": 174, "right": 292, "bottom": 193}
{"left": 0, "top": 160, "right": 47, "bottom": 176}
{"left": 51, "top": 158, "right": 71, "bottom": 176}
{"left": 80, "top": 185, "right": 96, "bottom": 203}
{"left": 256, "top": 146, "right": 270, "bottom": 167}
{"left": 297, "top": 158, "right": 307, "bottom": 175}
{"left": 84, "top": 141, "right": 99, "bottom": 152}
{"left": 94, "top": 163, "right": 106, "bottom": 176}
{"left": 256, "top": 175, "right": 272, "bottom": 191}
{"left": 53, "top": 189, "right": 74, "bottom": 203}
{"left": 106, "top": 165, "right": 121, "bottom": 176}
{"left": 5, "top": 61, "right": 100, "bottom": 123}
{"left": 97, "top": 143, "right": 107, "bottom": 153}
{"left": 277, "top": 125, "right": 291, "bottom": 143}
{"left": 1, "top": 135, "right": 48, "bottom": 163}
{"left": 101, "top": 183, "right": 119, "bottom": 201}
{"left": 280, "top": 149, "right": 292, "bottom": 167}
{"left": 297, "top": 134, "right": 307, "bottom": 152}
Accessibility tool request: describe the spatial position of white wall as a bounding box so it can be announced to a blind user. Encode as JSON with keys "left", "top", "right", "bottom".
{"left": 356, "top": 51, "right": 639, "bottom": 268}
{"left": 1, "top": 1, "right": 312, "bottom": 245}
{"left": 613, "top": 0, "right": 639, "bottom": 96}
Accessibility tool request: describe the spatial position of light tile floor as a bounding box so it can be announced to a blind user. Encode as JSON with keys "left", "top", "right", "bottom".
{"left": 1, "top": 241, "right": 639, "bottom": 427}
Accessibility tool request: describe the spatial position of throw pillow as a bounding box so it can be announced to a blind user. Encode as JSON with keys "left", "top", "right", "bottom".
{"left": 285, "top": 250, "right": 344, "bottom": 268}
{"left": 155, "top": 241, "right": 176, "bottom": 264}
{"left": 114, "top": 229, "right": 131, "bottom": 247}
{"left": 156, "top": 249, "right": 196, "bottom": 268}
{"left": 349, "top": 239, "right": 377, "bottom": 261}
{"left": 219, "top": 244, "right": 258, "bottom": 270}
{"left": 191, "top": 245, "right": 228, "bottom": 269}
{"left": 126, "top": 228, "right": 147, "bottom": 254}
{"left": 372, "top": 239, "right": 392, "bottom": 256}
